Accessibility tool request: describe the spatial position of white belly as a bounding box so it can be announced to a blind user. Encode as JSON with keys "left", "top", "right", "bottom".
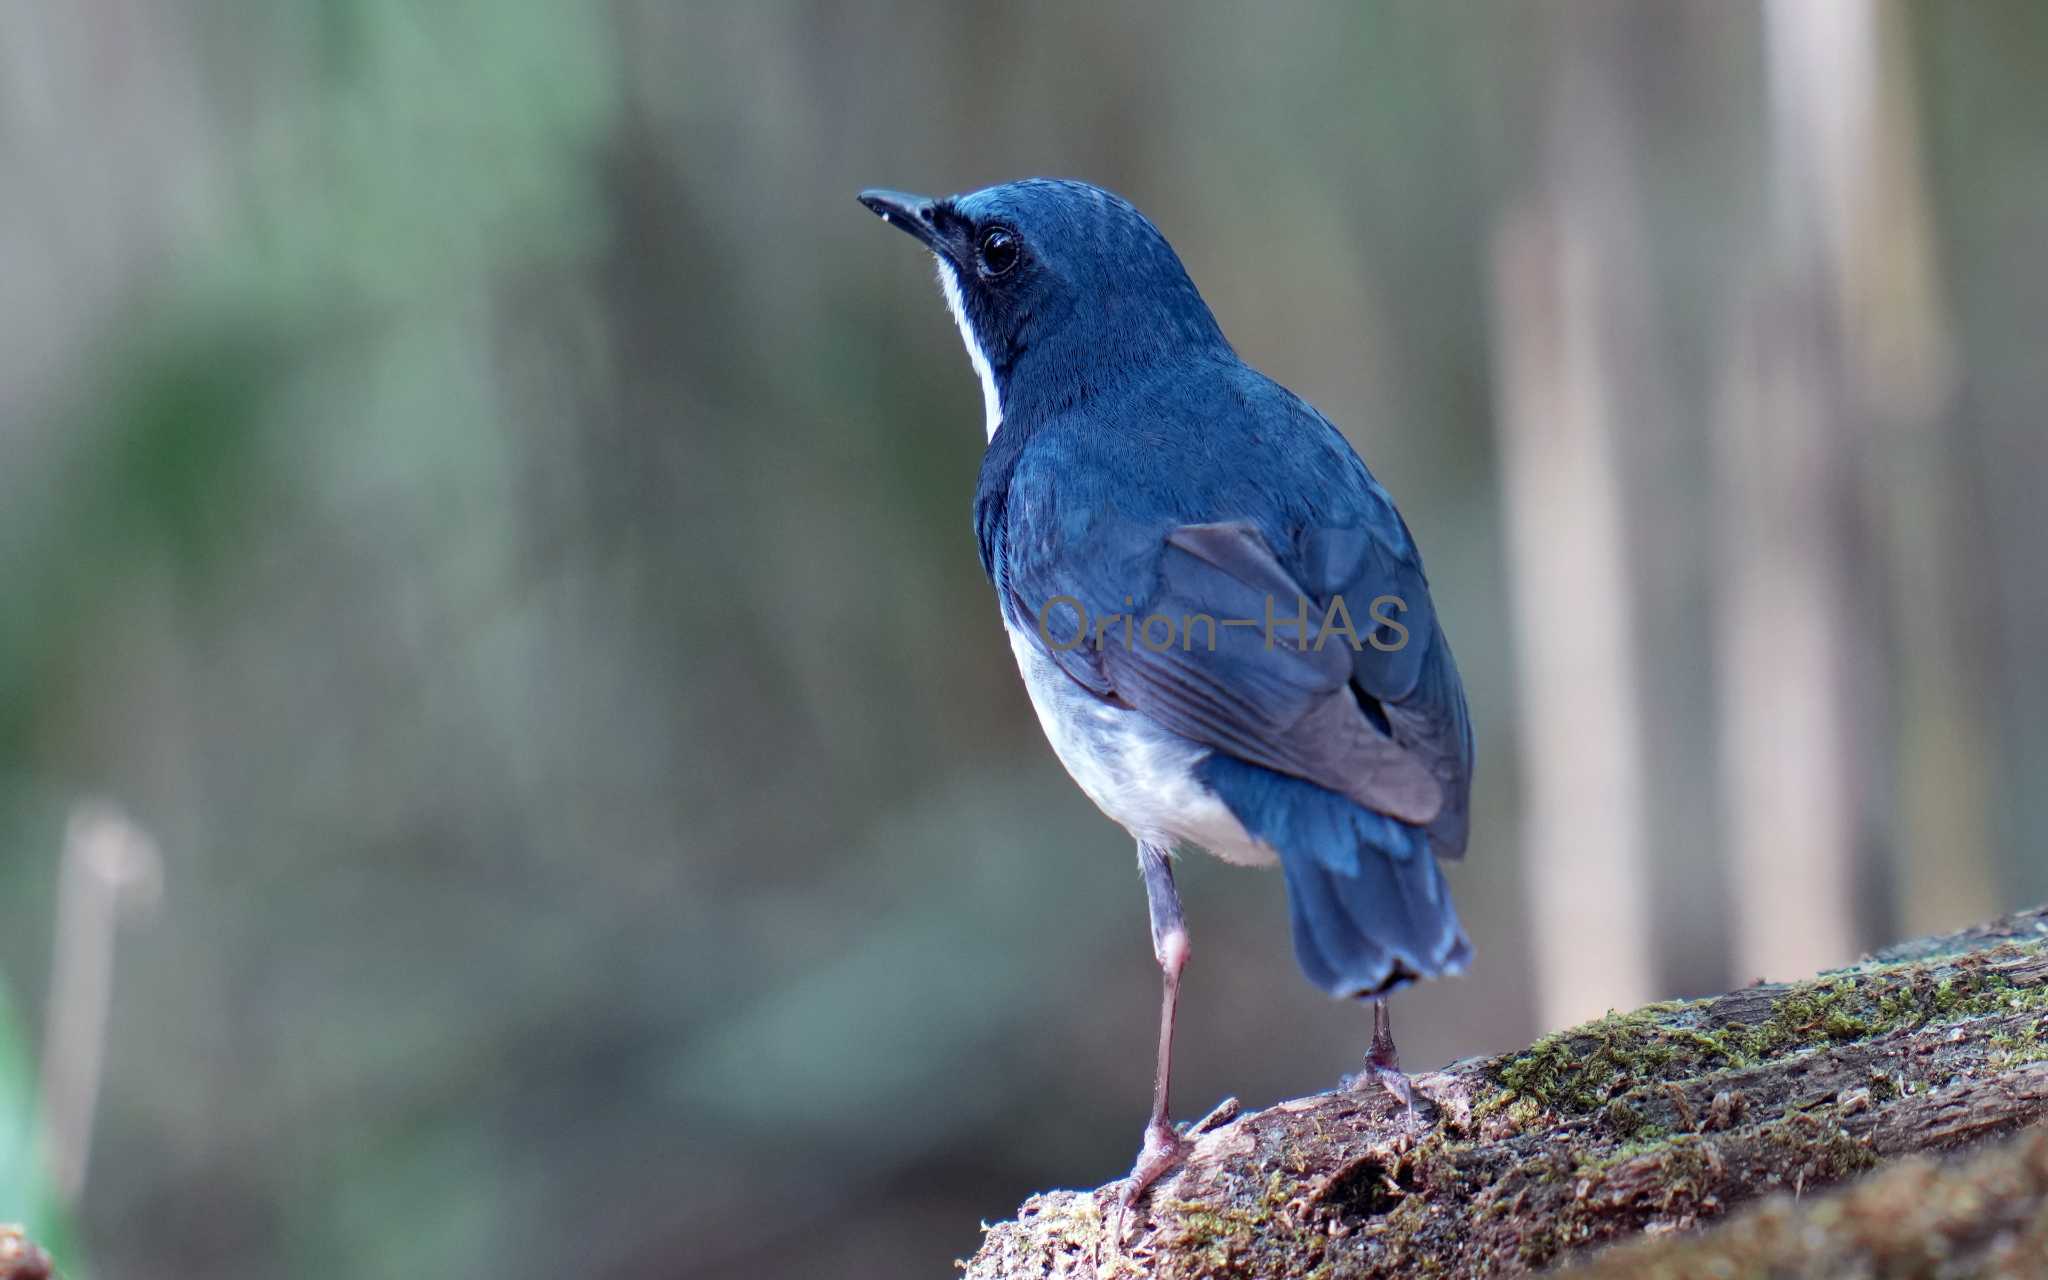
{"left": 1005, "top": 624, "right": 1277, "bottom": 867}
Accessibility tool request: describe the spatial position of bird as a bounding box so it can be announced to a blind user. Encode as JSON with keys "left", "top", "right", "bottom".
{"left": 858, "top": 179, "right": 1473, "bottom": 1205}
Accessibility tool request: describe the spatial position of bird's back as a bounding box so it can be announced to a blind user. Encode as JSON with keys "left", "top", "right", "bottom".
{"left": 979, "top": 355, "right": 1474, "bottom": 994}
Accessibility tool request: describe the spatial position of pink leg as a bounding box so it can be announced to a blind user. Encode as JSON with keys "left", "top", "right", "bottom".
{"left": 1121, "top": 842, "right": 1192, "bottom": 1207}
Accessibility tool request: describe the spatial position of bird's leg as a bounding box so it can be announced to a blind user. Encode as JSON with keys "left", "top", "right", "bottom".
{"left": 1360, "top": 998, "right": 1417, "bottom": 1122}
{"left": 1121, "top": 841, "right": 1192, "bottom": 1208}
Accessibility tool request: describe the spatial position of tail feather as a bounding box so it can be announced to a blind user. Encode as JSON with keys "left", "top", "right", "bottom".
{"left": 1197, "top": 754, "right": 1471, "bottom": 997}
{"left": 1281, "top": 841, "right": 1471, "bottom": 996}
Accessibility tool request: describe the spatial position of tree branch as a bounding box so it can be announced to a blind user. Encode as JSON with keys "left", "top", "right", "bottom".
{"left": 962, "top": 906, "right": 2048, "bottom": 1278}
{"left": 1564, "top": 1122, "right": 2048, "bottom": 1277}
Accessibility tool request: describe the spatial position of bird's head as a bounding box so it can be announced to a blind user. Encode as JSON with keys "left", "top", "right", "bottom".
{"left": 859, "top": 179, "right": 1229, "bottom": 437}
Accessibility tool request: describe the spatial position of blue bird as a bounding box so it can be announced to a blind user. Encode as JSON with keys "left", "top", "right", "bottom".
{"left": 860, "top": 179, "right": 1473, "bottom": 1203}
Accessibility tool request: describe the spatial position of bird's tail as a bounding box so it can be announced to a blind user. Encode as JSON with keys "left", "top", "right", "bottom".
{"left": 1197, "top": 755, "right": 1471, "bottom": 998}
{"left": 1278, "top": 836, "right": 1470, "bottom": 997}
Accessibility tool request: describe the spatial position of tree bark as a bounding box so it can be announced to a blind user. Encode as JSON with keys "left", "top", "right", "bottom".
{"left": 961, "top": 905, "right": 2048, "bottom": 1278}
{"left": 1563, "top": 1121, "right": 2048, "bottom": 1278}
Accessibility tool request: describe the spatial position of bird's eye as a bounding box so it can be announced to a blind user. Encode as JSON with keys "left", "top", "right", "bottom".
{"left": 978, "top": 228, "right": 1020, "bottom": 278}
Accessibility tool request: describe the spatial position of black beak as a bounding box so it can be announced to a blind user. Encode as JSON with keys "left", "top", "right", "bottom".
{"left": 858, "top": 188, "right": 967, "bottom": 264}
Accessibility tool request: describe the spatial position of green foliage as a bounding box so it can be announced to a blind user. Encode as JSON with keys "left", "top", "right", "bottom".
{"left": 202, "top": 0, "right": 617, "bottom": 314}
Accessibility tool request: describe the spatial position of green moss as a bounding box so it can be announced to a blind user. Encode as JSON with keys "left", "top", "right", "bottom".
{"left": 1746, "top": 1113, "right": 1880, "bottom": 1186}
{"left": 1483, "top": 1002, "right": 1707, "bottom": 1119}
{"left": 1602, "top": 1096, "right": 1646, "bottom": 1139}
{"left": 1481, "top": 1006, "right": 1742, "bottom": 1121}
{"left": 1481, "top": 951, "right": 2048, "bottom": 1122}
{"left": 1988, "top": 1013, "right": 2048, "bottom": 1067}
{"left": 1752, "top": 980, "right": 1881, "bottom": 1052}
{"left": 1163, "top": 1197, "right": 1325, "bottom": 1278}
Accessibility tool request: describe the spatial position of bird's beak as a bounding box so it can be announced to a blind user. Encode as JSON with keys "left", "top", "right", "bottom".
{"left": 858, "top": 188, "right": 968, "bottom": 265}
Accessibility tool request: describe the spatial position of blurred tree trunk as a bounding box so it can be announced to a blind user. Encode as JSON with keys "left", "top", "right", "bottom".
{"left": 1488, "top": 4, "right": 1657, "bottom": 1029}
{"left": 1838, "top": 1, "right": 1995, "bottom": 943}
{"left": 1719, "top": 0, "right": 1995, "bottom": 983}
{"left": 1715, "top": 0, "right": 1876, "bottom": 983}
{"left": 1906, "top": 0, "right": 2048, "bottom": 917}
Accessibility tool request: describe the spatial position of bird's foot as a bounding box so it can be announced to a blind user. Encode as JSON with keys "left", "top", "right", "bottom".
{"left": 1119, "top": 1119, "right": 1192, "bottom": 1209}
{"left": 1105, "top": 1120, "right": 1192, "bottom": 1258}
{"left": 1353, "top": 1062, "right": 1420, "bottom": 1128}
{"left": 1347, "top": 1001, "right": 1422, "bottom": 1127}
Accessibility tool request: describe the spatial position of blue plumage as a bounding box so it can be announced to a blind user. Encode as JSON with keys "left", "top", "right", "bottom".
{"left": 861, "top": 178, "right": 1475, "bottom": 1193}
{"left": 1197, "top": 753, "right": 1471, "bottom": 996}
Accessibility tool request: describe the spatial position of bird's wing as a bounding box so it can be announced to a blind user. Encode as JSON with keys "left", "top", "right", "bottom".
{"left": 1006, "top": 515, "right": 1445, "bottom": 826}
{"left": 1297, "top": 523, "right": 1474, "bottom": 857}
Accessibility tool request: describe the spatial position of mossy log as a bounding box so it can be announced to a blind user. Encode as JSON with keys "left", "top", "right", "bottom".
{"left": 962, "top": 906, "right": 2048, "bottom": 1279}
{"left": 1563, "top": 1121, "right": 2048, "bottom": 1277}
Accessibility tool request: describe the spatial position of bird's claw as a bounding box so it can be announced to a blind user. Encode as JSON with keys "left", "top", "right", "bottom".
{"left": 1367, "top": 1064, "right": 1421, "bottom": 1129}
{"left": 1119, "top": 1120, "right": 1192, "bottom": 1209}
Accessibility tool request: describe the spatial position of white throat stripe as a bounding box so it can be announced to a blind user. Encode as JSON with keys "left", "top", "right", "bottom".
{"left": 936, "top": 258, "right": 1003, "bottom": 441}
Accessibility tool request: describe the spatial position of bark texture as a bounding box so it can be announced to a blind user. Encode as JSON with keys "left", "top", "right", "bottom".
{"left": 961, "top": 906, "right": 2048, "bottom": 1278}
{"left": 1564, "top": 1122, "right": 2048, "bottom": 1278}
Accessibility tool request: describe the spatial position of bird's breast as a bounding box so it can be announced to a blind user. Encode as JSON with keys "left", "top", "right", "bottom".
{"left": 1003, "top": 623, "right": 1276, "bottom": 867}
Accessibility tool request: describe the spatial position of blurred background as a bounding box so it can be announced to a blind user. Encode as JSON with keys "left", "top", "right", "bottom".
{"left": 1, "top": 1, "right": 2044, "bottom": 1276}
